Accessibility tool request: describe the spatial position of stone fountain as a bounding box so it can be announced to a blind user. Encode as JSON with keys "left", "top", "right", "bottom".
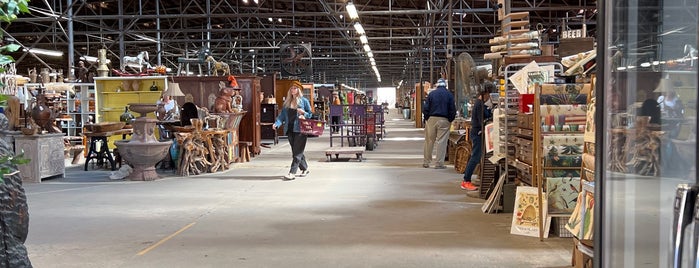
{"left": 114, "top": 103, "right": 172, "bottom": 181}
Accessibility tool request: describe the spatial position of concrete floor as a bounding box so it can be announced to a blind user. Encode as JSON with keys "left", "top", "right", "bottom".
{"left": 23, "top": 110, "right": 573, "bottom": 268}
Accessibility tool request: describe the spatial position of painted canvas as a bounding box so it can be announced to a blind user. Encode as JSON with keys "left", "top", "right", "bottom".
{"left": 584, "top": 97, "right": 596, "bottom": 143}
{"left": 511, "top": 186, "right": 547, "bottom": 237}
{"left": 546, "top": 177, "right": 581, "bottom": 214}
{"left": 582, "top": 190, "right": 594, "bottom": 240}
{"left": 565, "top": 191, "right": 584, "bottom": 238}
{"left": 542, "top": 134, "right": 584, "bottom": 168}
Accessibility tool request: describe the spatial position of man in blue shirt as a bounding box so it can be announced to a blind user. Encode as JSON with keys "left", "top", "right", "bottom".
{"left": 422, "top": 78, "right": 456, "bottom": 169}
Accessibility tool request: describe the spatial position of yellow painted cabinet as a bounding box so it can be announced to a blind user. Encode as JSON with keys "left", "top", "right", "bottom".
{"left": 93, "top": 76, "right": 168, "bottom": 147}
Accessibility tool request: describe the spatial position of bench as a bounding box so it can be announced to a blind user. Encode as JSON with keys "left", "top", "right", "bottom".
{"left": 324, "top": 146, "right": 366, "bottom": 162}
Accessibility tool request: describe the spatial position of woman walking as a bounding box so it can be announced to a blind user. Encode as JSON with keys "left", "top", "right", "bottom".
{"left": 273, "top": 81, "right": 313, "bottom": 180}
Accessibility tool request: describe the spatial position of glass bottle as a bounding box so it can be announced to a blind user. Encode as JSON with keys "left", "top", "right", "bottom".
{"left": 120, "top": 106, "right": 135, "bottom": 124}
{"left": 150, "top": 81, "right": 159, "bottom": 91}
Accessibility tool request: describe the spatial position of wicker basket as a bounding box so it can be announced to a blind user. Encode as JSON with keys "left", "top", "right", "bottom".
{"left": 454, "top": 145, "right": 471, "bottom": 174}
{"left": 84, "top": 122, "right": 125, "bottom": 133}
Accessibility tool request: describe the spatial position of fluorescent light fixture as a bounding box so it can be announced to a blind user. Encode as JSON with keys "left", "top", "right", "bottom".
{"left": 363, "top": 44, "right": 371, "bottom": 52}
{"left": 367, "top": 51, "right": 374, "bottom": 58}
{"left": 370, "top": 61, "right": 376, "bottom": 66}
{"left": 652, "top": 61, "right": 660, "bottom": 65}
{"left": 359, "top": 35, "right": 368, "bottom": 44}
{"left": 346, "top": 2, "right": 359, "bottom": 20}
{"left": 640, "top": 62, "right": 651, "bottom": 67}
{"left": 23, "top": 48, "right": 63, "bottom": 57}
{"left": 353, "top": 22, "right": 365, "bottom": 35}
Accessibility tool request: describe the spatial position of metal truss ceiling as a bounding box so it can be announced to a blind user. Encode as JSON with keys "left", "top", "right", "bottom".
{"left": 5, "top": 0, "right": 596, "bottom": 88}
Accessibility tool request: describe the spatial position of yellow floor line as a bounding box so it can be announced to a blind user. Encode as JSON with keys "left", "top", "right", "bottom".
{"left": 136, "top": 222, "right": 196, "bottom": 256}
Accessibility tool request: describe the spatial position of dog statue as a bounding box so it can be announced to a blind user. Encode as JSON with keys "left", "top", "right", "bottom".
{"left": 212, "top": 87, "right": 234, "bottom": 113}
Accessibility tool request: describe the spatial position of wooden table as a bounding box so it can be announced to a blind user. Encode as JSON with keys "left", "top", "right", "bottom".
{"left": 83, "top": 129, "right": 133, "bottom": 171}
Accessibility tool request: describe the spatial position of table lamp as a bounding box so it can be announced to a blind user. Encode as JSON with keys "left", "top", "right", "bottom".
{"left": 163, "top": 82, "right": 185, "bottom": 118}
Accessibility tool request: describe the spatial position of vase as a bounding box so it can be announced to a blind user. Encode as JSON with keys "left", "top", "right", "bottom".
{"left": 30, "top": 93, "right": 56, "bottom": 132}
{"left": 149, "top": 81, "right": 159, "bottom": 91}
{"left": 121, "top": 80, "right": 131, "bottom": 91}
{"left": 120, "top": 106, "right": 135, "bottom": 124}
{"left": 132, "top": 80, "right": 142, "bottom": 91}
{"left": 40, "top": 68, "right": 50, "bottom": 84}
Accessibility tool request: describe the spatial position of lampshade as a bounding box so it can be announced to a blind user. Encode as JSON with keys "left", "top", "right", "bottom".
{"left": 164, "top": 82, "right": 185, "bottom": 97}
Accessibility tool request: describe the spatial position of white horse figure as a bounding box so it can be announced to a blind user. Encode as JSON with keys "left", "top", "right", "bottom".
{"left": 122, "top": 51, "right": 152, "bottom": 72}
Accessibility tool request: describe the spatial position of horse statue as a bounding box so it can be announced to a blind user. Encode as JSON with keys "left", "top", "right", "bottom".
{"left": 205, "top": 56, "right": 231, "bottom": 76}
{"left": 122, "top": 51, "right": 152, "bottom": 72}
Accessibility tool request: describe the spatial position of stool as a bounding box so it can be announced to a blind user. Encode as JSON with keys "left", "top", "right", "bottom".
{"left": 84, "top": 136, "right": 116, "bottom": 171}
{"left": 237, "top": 141, "right": 252, "bottom": 163}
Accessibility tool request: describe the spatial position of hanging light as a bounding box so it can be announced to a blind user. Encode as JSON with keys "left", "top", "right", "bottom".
{"left": 353, "top": 22, "right": 365, "bottom": 35}
{"left": 346, "top": 2, "right": 359, "bottom": 20}
{"left": 359, "top": 35, "right": 368, "bottom": 44}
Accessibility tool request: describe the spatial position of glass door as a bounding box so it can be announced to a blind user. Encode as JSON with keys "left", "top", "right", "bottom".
{"left": 599, "top": 0, "right": 698, "bottom": 267}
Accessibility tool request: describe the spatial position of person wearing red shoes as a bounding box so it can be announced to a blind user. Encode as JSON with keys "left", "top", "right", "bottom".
{"left": 273, "top": 81, "right": 313, "bottom": 180}
{"left": 461, "top": 83, "right": 494, "bottom": 191}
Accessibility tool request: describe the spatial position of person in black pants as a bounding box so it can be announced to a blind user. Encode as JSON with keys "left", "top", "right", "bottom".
{"left": 460, "top": 83, "right": 494, "bottom": 191}
{"left": 273, "top": 81, "right": 313, "bottom": 180}
{"left": 331, "top": 91, "right": 342, "bottom": 133}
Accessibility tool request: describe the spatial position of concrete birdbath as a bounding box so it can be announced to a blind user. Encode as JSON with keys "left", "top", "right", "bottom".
{"left": 114, "top": 103, "right": 172, "bottom": 181}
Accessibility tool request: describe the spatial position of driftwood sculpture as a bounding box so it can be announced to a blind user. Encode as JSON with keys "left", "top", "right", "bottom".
{"left": 608, "top": 129, "right": 628, "bottom": 173}
{"left": 627, "top": 128, "right": 664, "bottom": 176}
{"left": 176, "top": 119, "right": 210, "bottom": 176}
{"left": 175, "top": 119, "right": 230, "bottom": 176}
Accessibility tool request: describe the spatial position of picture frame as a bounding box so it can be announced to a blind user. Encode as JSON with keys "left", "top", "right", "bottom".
{"left": 485, "top": 122, "right": 494, "bottom": 153}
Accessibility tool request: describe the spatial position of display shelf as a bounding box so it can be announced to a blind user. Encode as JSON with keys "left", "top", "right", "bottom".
{"left": 24, "top": 82, "right": 95, "bottom": 136}
{"left": 504, "top": 20, "right": 530, "bottom": 29}
{"left": 502, "top": 11, "right": 529, "bottom": 21}
{"left": 507, "top": 29, "right": 532, "bottom": 35}
{"left": 533, "top": 84, "right": 588, "bottom": 241}
{"left": 93, "top": 76, "right": 168, "bottom": 148}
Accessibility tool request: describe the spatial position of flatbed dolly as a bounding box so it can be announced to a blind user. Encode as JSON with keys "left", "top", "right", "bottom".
{"left": 324, "top": 146, "right": 366, "bottom": 162}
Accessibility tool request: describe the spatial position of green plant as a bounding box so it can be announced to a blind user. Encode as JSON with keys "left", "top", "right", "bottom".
{"left": 0, "top": 0, "right": 29, "bottom": 74}
{"left": 0, "top": 153, "right": 29, "bottom": 183}
{"left": 0, "top": 0, "right": 30, "bottom": 183}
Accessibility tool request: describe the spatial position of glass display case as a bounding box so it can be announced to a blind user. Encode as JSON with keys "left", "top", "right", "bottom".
{"left": 598, "top": 0, "right": 698, "bottom": 267}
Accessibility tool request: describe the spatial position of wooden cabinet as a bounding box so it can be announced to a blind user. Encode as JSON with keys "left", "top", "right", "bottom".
{"left": 94, "top": 76, "right": 168, "bottom": 123}
{"left": 260, "top": 103, "right": 278, "bottom": 144}
{"left": 94, "top": 76, "right": 168, "bottom": 148}
{"left": 172, "top": 75, "right": 262, "bottom": 155}
{"left": 14, "top": 133, "right": 65, "bottom": 183}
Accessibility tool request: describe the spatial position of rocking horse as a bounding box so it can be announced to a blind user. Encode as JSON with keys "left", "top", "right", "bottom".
{"left": 122, "top": 51, "right": 152, "bottom": 72}
{"left": 205, "top": 56, "right": 231, "bottom": 76}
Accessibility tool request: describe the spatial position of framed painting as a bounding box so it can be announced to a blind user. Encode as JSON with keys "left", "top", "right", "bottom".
{"left": 485, "top": 122, "right": 495, "bottom": 153}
